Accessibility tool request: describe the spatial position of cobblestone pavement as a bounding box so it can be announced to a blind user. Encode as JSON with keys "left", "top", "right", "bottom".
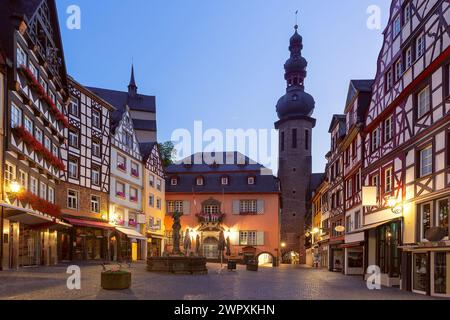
{"left": 0, "top": 263, "right": 444, "bottom": 300}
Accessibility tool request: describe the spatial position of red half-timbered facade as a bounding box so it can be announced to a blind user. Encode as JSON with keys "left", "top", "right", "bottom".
{"left": 362, "top": 0, "right": 449, "bottom": 291}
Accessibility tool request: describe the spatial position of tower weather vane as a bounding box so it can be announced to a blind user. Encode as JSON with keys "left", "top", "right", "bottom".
{"left": 295, "top": 10, "right": 299, "bottom": 27}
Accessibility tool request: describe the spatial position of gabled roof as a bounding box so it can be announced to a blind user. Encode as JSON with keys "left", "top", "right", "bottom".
{"left": 345, "top": 79, "right": 374, "bottom": 111}
{"left": 310, "top": 173, "right": 325, "bottom": 192}
{"left": 139, "top": 142, "right": 158, "bottom": 163}
{"left": 328, "top": 114, "right": 346, "bottom": 134}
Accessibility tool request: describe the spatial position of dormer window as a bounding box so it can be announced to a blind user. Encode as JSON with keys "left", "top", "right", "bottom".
{"left": 221, "top": 177, "right": 229, "bottom": 186}
{"left": 248, "top": 177, "right": 255, "bottom": 185}
{"left": 171, "top": 177, "right": 178, "bottom": 186}
{"left": 196, "top": 177, "right": 204, "bottom": 186}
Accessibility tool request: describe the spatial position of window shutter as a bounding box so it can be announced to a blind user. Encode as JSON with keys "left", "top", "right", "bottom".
{"left": 232, "top": 200, "right": 240, "bottom": 215}
{"left": 257, "top": 232, "right": 265, "bottom": 246}
{"left": 257, "top": 200, "right": 265, "bottom": 214}
{"left": 183, "top": 201, "right": 190, "bottom": 215}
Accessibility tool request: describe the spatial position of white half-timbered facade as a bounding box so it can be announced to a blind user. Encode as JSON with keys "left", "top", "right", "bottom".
{"left": 362, "top": 0, "right": 450, "bottom": 292}
{"left": 109, "top": 108, "right": 146, "bottom": 261}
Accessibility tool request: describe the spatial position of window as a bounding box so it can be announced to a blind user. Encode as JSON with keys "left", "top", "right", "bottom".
{"left": 30, "top": 177, "right": 38, "bottom": 195}
{"left": 117, "top": 154, "right": 126, "bottom": 171}
{"left": 403, "top": 3, "right": 411, "bottom": 24}
{"left": 18, "top": 170, "right": 27, "bottom": 190}
{"left": 131, "top": 162, "right": 139, "bottom": 178}
{"left": 395, "top": 59, "right": 403, "bottom": 81}
{"left": 417, "top": 86, "right": 430, "bottom": 118}
{"left": 346, "top": 216, "right": 352, "bottom": 233}
{"left": 11, "top": 104, "right": 22, "bottom": 128}
{"left": 39, "top": 182, "right": 47, "bottom": 200}
{"left": 372, "top": 175, "right": 380, "bottom": 198}
{"left": 219, "top": 177, "right": 229, "bottom": 185}
{"left": 68, "top": 157, "right": 79, "bottom": 179}
{"left": 48, "top": 91, "right": 55, "bottom": 104}
{"left": 48, "top": 187, "right": 55, "bottom": 204}
{"left": 280, "top": 131, "right": 285, "bottom": 152}
{"left": 92, "top": 109, "right": 101, "bottom": 128}
{"left": 116, "top": 182, "right": 125, "bottom": 198}
{"left": 196, "top": 177, "right": 204, "bottom": 186}
{"left": 156, "top": 178, "right": 162, "bottom": 191}
{"left": 24, "top": 116, "right": 33, "bottom": 133}
{"left": 91, "top": 166, "right": 100, "bottom": 186}
{"left": 416, "top": 33, "right": 425, "bottom": 59}
{"left": 91, "top": 195, "right": 100, "bottom": 213}
{"left": 248, "top": 177, "right": 255, "bottom": 185}
{"left": 352, "top": 140, "right": 357, "bottom": 159}
{"left": 419, "top": 145, "right": 433, "bottom": 177}
{"left": 446, "top": 64, "right": 450, "bottom": 97}
{"left": 52, "top": 144, "right": 58, "bottom": 157}
{"left": 92, "top": 139, "right": 101, "bottom": 157}
{"left": 385, "top": 167, "right": 393, "bottom": 193}
{"left": 292, "top": 128, "right": 298, "bottom": 149}
{"left": 405, "top": 47, "right": 413, "bottom": 69}
{"left": 35, "top": 127, "right": 43, "bottom": 143}
{"left": 204, "top": 204, "right": 220, "bottom": 214}
{"left": 240, "top": 200, "right": 257, "bottom": 214}
{"left": 157, "top": 197, "right": 162, "bottom": 209}
{"left": 371, "top": 127, "right": 381, "bottom": 152}
{"left": 356, "top": 172, "right": 361, "bottom": 191}
{"left": 69, "top": 129, "right": 79, "bottom": 148}
{"left": 393, "top": 15, "right": 401, "bottom": 38}
{"left": 385, "top": 70, "right": 393, "bottom": 91}
{"left": 68, "top": 190, "right": 78, "bottom": 210}
{"left": 124, "top": 131, "right": 133, "bottom": 149}
{"left": 130, "top": 187, "right": 138, "bottom": 202}
{"left": 149, "top": 175, "right": 155, "bottom": 187}
{"left": 355, "top": 211, "right": 361, "bottom": 230}
{"left": 39, "top": 77, "right": 47, "bottom": 93}
{"left": 437, "top": 199, "right": 449, "bottom": 238}
{"left": 420, "top": 203, "right": 432, "bottom": 240}
{"left": 44, "top": 136, "right": 51, "bottom": 151}
{"left": 239, "top": 231, "right": 257, "bottom": 246}
{"left": 5, "top": 162, "right": 16, "bottom": 185}
{"left": 29, "top": 63, "right": 38, "bottom": 79}
{"left": 168, "top": 200, "right": 184, "bottom": 213}
{"left": 384, "top": 116, "right": 393, "bottom": 142}
{"left": 448, "top": 132, "right": 450, "bottom": 167}
{"left": 149, "top": 194, "right": 154, "bottom": 207}
{"left": 16, "top": 46, "right": 26, "bottom": 67}
{"left": 69, "top": 97, "right": 79, "bottom": 116}
{"left": 305, "top": 129, "right": 310, "bottom": 150}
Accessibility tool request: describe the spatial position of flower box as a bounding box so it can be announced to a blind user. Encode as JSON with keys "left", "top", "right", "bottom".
{"left": 101, "top": 271, "right": 131, "bottom": 290}
{"left": 128, "top": 220, "right": 137, "bottom": 227}
{"left": 16, "top": 190, "right": 61, "bottom": 218}
{"left": 117, "top": 163, "right": 126, "bottom": 171}
{"left": 116, "top": 192, "right": 125, "bottom": 198}
{"left": 131, "top": 169, "right": 139, "bottom": 177}
{"left": 11, "top": 126, "right": 65, "bottom": 171}
{"left": 130, "top": 196, "right": 138, "bottom": 202}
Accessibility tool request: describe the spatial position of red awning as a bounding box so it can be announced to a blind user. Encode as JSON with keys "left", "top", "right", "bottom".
{"left": 64, "top": 217, "right": 113, "bottom": 230}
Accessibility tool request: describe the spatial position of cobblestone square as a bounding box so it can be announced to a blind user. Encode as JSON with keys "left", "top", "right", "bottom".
{"left": 0, "top": 263, "right": 443, "bottom": 300}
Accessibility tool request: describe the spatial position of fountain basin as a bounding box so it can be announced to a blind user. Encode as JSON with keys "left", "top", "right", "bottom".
{"left": 147, "top": 256, "right": 208, "bottom": 275}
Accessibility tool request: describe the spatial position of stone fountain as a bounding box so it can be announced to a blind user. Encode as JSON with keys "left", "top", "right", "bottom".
{"left": 147, "top": 212, "right": 208, "bottom": 275}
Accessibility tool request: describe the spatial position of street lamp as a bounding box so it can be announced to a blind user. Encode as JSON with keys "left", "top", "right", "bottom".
{"left": 387, "top": 196, "right": 403, "bottom": 215}
{"left": 8, "top": 181, "right": 22, "bottom": 194}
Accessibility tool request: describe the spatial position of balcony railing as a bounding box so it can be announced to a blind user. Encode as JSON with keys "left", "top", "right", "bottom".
{"left": 196, "top": 212, "right": 225, "bottom": 223}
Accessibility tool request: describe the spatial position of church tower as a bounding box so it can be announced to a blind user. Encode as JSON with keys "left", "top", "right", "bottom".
{"left": 275, "top": 24, "right": 316, "bottom": 264}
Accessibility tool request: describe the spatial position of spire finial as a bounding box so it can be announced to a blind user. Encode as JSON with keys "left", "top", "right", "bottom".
{"left": 295, "top": 10, "right": 299, "bottom": 30}
{"left": 128, "top": 62, "right": 137, "bottom": 95}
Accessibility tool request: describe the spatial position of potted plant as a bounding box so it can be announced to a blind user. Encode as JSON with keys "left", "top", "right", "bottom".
{"left": 101, "top": 264, "right": 131, "bottom": 290}
{"left": 246, "top": 259, "right": 259, "bottom": 272}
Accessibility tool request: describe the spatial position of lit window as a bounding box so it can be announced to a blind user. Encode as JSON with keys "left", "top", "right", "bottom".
{"left": 417, "top": 86, "right": 430, "bottom": 118}
{"left": 239, "top": 231, "right": 257, "bottom": 246}
{"left": 420, "top": 202, "right": 432, "bottom": 240}
{"left": 419, "top": 146, "right": 433, "bottom": 177}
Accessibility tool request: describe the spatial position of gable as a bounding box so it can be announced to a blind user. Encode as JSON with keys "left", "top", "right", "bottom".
{"left": 112, "top": 109, "right": 142, "bottom": 160}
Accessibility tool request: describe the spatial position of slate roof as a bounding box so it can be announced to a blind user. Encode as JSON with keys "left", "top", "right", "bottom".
{"left": 310, "top": 173, "right": 325, "bottom": 192}
{"left": 166, "top": 152, "right": 280, "bottom": 194}
{"left": 328, "top": 114, "right": 346, "bottom": 134}
{"left": 139, "top": 142, "right": 158, "bottom": 163}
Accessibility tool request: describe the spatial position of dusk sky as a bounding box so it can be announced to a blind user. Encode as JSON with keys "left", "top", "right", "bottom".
{"left": 56, "top": 0, "right": 390, "bottom": 173}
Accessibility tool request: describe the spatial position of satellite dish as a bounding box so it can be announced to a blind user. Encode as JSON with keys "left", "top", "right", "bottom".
{"left": 425, "top": 227, "right": 448, "bottom": 242}
{"left": 335, "top": 226, "right": 346, "bottom": 233}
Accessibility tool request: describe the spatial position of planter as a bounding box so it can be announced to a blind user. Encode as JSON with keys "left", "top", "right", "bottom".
{"left": 246, "top": 263, "right": 259, "bottom": 272}
{"left": 101, "top": 271, "right": 131, "bottom": 290}
{"left": 228, "top": 260, "right": 237, "bottom": 271}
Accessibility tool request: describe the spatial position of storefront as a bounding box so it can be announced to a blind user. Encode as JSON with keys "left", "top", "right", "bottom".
{"left": 62, "top": 217, "right": 113, "bottom": 262}
{"left": 147, "top": 234, "right": 163, "bottom": 258}
{"left": 343, "top": 231, "right": 365, "bottom": 275}
{"left": 329, "top": 242, "right": 344, "bottom": 272}
{"left": 116, "top": 226, "right": 146, "bottom": 261}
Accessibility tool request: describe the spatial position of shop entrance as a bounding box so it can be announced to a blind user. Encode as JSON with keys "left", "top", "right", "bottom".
{"left": 203, "top": 237, "right": 219, "bottom": 259}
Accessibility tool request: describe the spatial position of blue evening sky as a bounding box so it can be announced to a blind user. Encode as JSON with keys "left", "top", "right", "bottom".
{"left": 56, "top": 0, "right": 390, "bottom": 173}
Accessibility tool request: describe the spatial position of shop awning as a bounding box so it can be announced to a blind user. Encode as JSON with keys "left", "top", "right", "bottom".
{"left": 64, "top": 217, "right": 113, "bottom": 230}
{"left": 0, "top": 202, "right": 54, "bottom": 225}
{"left": 346, "top": 219, "right": 401, "bottom": 235}
{"left": 116, "top": 226, "right": 146, "bottom": 240}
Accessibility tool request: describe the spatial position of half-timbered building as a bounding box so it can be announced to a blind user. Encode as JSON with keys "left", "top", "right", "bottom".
{"left": 109, "top": 108, "right": 147, "bottom": 262}
{"left": 0, "top": 49, "right": 6, "bottom": 270}
{"left": 326, "top": 115, "right": 346, "bottom": 272}
{"left": 0, "top": 0, "right": 70, "bottom": 269}
{"left": 140, "top": 142, "right": 166, "bottom": 258}
{"left": 341, "top": 80, "right": 373, "bottom": 276}
{"left": 362, "top": 0, "right": 449, "bottom": 292}
{"left": 56, "top": 77, "right": 115, "bottom": 261}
